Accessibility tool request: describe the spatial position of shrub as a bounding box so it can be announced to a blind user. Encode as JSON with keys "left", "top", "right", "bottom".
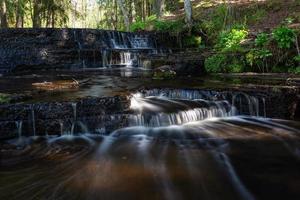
{"left": 228, "top": 62, "right": 244, "bottom": 73}
{"left": 153, "top": 20, "right": 184, "bottom": 33}
{"left": 255, "top": 33, "right": 269, "bottom": 47}
{"left": 288, "top": 66, "right": 300, "bottom": 74}
{"left": 294, "top": 55, "right": 300, "bottom": 62}
{"left": 272, "top": 27, "right": 295, "bottom": 49}
{"left": 246, "top": 48, "right": 272, "bottom": 72}
{"left": 183, "top": 35, "right": 202, "bottom": 48}
{"left": 130, "top": 18, "right": 146, "bottom": 32}
{"left": 205, "top": 54, "right": 227, "bottom": 73}
{"left": 217, "top": 27, "right": 248, "bottom": 52}
{"left": 130, "top": 15, "right": 184, "bottom": 34}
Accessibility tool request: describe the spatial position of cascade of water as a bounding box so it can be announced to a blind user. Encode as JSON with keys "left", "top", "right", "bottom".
{"left": 73, "top": 30, "right": 87, "bottom": 69}
{"left": 70, "top": 103, "right": 77, "bottom": 135}
{"left": 139, "top": 89, "right": 266, "bottom": 118}
{"left": 130, "top": 36, "right": 151, "bottom": 49}
{"left": 15, "top": 121, "right": 23, "bottom": 142}
{"left": 59, "top": 120, "right": 64, "bottom": 136}
{"left": 72, "top": 102, "right": 77, "bottom": 120}
{"left": 129, "top": 94, "right": 235, "bottom": 127}
{"left": 110, "top": 32, "right": 128, "bottom": 49}
{"left": 129, "top": 104, "right": 233, "bottom": 127}
{"left": 30, "top": 106, "right": 36, "bottom": 137}
{"left": 263, "top": 97, "right": 267, "bottom": 117}
{"left": 102, "top": 49, "right": 108, "bottom": 68}
{"left": 120, "top": 52, "right": 133, "bottom": 66}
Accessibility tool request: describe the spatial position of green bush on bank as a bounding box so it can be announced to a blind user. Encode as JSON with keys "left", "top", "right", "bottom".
{"left": 216, "top": 27, "right": 248, "bottom": 52}
{"left": 205, "top": 26, "right": 247, "bottom": 73}
{"left": 130, "top": 15, "right": 184, "bottom": 34}
{"left": 205, "top": 24, "right": 300, "bottom": 74}
{"left": 205, "top": 54, "right": 244, "bottom": 73}
{"left": 272, "top": 27, "right": 295, "bottom": 49}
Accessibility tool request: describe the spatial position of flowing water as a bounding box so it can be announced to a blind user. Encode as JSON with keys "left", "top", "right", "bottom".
{"left": 1, "top": 88, "right": 300, "bottom": 200}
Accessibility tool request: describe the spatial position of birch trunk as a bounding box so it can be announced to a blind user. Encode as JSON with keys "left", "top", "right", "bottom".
{"left": 184, "top": 0, "right": 193, "bottom": 26}
{"left": 116, "top": 0, "right": 130, "bottom": 31}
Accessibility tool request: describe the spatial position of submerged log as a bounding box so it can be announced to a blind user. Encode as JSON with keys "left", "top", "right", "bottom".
{"left": 32, "top": 78, "right": 90, "bottom": 90}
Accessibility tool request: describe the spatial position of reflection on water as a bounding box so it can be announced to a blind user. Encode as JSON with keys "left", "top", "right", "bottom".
{"left": 1, "top": 117, "right": 300, "bottom": 200}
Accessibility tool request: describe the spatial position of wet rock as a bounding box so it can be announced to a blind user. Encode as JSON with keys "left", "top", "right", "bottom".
{"left": 153, "top": 65, "right": 176, "bottom": 79}
{"left": 0, "top": 96, "right": 130, "bottom": 139}
{"left": 0, "top": 29, "right": 179, "bottom": 73}
{"left": 174, "top": 59, "right": 205, "bottom": 76}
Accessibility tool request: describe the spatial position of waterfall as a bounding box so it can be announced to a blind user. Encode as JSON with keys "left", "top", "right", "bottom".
{"left": 72, "top": 102, "right": 77, "bottom": 120}
{"left": 15, "top": 121, "right": 23, "bottom": 143}
{"left": 102, "top": 49, "right": 108, "bottom": 68}
{"left": 129, "top": 93, "right": 235, "bottom": 127}
{"left": 30, "top": 106, "right": 36, "bottom": 137}
{"left": 59, "top": 120, "right": 64, "bottom": 136}
{"left": 101, "top": 32, "right": 157, "bottom": 68}
{"left": 139, "top": 89, "right": 267, "bottom": 117}
{"left": 128, "top": 89, "right": 268, "bottom": 128}
{"left": 130, "top": 36, "right": 151, "bottom": 49}
{"left": 120, "top": 52, "right": 133, "bottom": 66}
{"left": 70, "top": 103, "right": 77, "bottom": 135}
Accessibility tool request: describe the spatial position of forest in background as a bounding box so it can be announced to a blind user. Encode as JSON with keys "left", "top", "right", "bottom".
{"left": 0, "top": 0, "right": 192, "bottom": 30}
{"left": 0, "top": 0, "right": 300, "bottom": 74}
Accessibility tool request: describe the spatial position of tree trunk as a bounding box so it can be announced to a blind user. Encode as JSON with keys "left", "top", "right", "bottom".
{"left": 16, "top": 0, "right": 24, "bottom": 28}
{"left": 0, "top": 0, "right": 8, "bottom": 28}
{"left": 155, "top": 0, "right": 164, "bottom": 19}
{"left": 183, "top": 0, "right": 193, "bottom": 27}
{"left": 116, "top": 0, "right": 130, "bottom": 31}
{"left": 33, "top": 0, "right": 42, "bottom": 28}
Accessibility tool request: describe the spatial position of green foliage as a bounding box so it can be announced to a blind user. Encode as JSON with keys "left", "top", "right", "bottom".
{"left": 272, "top": 27, "right": 295, "bottom": 49}
{"left": 130, "top": 15, "right": 184, "bottom": 33}
{"left": 294, "top": 67, "right": 300, "bottom": 74}
{"left": 153, "top": 20, "right": 184, "bottom": 33}
{"left": 228, "top": 62, "right": 244, "bottom": 73}
{"left": 255, "top": 33, "right": 269, "bottom": 47}
{"left": 183, "top": 35, "right": 202, "bottom": 48}
{"left": 246, "top": 49, "right": 272, "bottom": 68}
{"left": 205, "top": 54, "right": 227, "bottom": 73}
{"left": 283, "top": 17, "right": 295, "bottom": 25}
{"left": 216, "top": 28, "right": 248, "bottom": 52}
{"left": 130, "top": 18, "right": 146, "bottom": 32}
{"left": 200, "top": 4, "right": 229, "bottom": 43}
{"left": 0, "top": 94, "right": 10, "bottom": 104}
{"left": 288, "top": 67, "right": 300, "bottom": 74}
{"left": 153, "top": 69, "right": 176, "bottom": 80}
{"left": 205, "top": 54, "right": 245, "bottom": 73}
{"left": 294, "top": 55, "right": 300, "bottom": 62}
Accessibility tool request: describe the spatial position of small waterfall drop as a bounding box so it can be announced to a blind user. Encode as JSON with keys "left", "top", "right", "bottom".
{"left": 30, "top": 106, "right": 36, "bottom": 137}
{"left": 70, "top": 102, "right": 77, "bottom": 135}
{"left": 59, "top": 120, "right": 64, "bottom": 136}
{"left": 128, "top": 89, "right": 268, "bottom": 128}
{"left": 15, "top": 121, "right": 23, "bottom": 143}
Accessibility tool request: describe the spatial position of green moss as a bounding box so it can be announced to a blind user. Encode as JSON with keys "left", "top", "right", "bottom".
{"left": 153, "top": 70, "right": 176, "bottom": 80}
{"left": 0, "top": 94, "right": 11, "bottom": 104}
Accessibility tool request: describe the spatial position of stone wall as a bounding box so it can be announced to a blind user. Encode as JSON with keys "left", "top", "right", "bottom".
{"left": 0, "top": 28, "right": 179, "bottom": 74}
{"left": 0, "top": 96, "right": 130, "bottom": 139}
